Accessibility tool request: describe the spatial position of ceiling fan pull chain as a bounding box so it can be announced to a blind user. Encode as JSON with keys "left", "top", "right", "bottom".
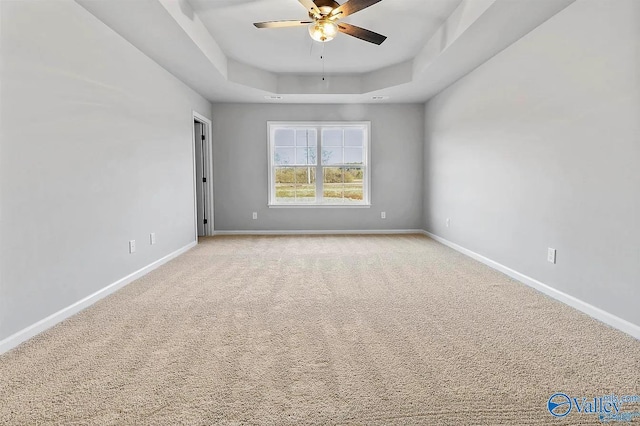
{"left": 321, "top": 43, "right": 325, "bottom": 81}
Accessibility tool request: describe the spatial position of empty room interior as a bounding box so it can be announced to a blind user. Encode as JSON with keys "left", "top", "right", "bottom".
{"left": 1, "top": 0, "right": 639, "bottom": 424}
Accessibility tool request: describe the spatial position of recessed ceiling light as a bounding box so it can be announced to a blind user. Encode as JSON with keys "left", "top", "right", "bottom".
{"left": 372, "top": 96, "right": 389, "bottom": 100}
{"left": 265, "top": 95, "right": 283, "bottom": 100}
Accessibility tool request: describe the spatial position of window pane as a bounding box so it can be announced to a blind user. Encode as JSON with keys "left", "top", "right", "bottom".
{"left": 322, "top": 147, "right": 343, "bottom": 165}
{"left": 344, "top": 168, "right": 364, "bottom": 202}
{"left": 274, "top": 129, "right": 295, "bottom": 146}
{"left": 274, "top": 147, "right": 295, "bottom": 165}
{"left": 323, "top": 129, "right": 343, "bottom": 146}
{"left": 345, "top": 167, "right": 364, "bottom": 182}
{"left": 296, "top": 129, "right": 317, "bottom": 147}
{"left": 344, "top": 179, "right": 364, "bottom": 203}
{"left": 294, "top": 168, "right": 316, "bottom": 202}
{"left": 344, "top": 147, "right": 363, "bottom": 164}
{"left": 296, "top": 147, "right": 316, "bottom": 165}
{"left": 275, "top": 167, "right": 316, "bottom": 203}
{"left": 323, "top": 167, "right": 344, "bottom": 202}
{"left": 344, "top": 128, "right": 364, "bottom": 147}
{"left": 275, "top": 167, "right": 294, "bottom": 184}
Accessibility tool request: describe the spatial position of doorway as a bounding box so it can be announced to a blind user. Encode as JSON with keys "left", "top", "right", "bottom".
{"left": 193, "top": 112, "right": 213, "bottom": 238}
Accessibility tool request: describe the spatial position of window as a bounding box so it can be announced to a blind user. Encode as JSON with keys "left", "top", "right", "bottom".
{"left": 268, "top": 122, "right": 370, "bottom": 207}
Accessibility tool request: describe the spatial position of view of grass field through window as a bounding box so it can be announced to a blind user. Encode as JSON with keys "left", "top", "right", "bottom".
{"left": 270, "top": 124, "right": 368, "bottom": 205}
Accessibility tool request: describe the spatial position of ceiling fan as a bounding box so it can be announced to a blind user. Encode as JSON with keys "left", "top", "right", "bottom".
{"left": 253, "top": 0, "right": 387, "bottom": 45}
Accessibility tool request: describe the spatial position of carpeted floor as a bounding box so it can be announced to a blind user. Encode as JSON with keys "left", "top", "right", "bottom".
{"left": 0, "top": 234, "right": 638, "bottom": 425}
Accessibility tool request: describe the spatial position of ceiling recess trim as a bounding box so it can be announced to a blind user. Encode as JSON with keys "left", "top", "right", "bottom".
{"left": 76, "top": 0, "right": 576, "bottom": 102}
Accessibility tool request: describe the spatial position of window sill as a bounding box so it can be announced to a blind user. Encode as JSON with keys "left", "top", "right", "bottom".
{"left": 268, "top": 204, "right": 371, "bottom": 209}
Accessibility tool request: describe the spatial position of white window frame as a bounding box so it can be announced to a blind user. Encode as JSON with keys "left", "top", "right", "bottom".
{"left": 267, "top": 121, "right": 371, "bottom": 208}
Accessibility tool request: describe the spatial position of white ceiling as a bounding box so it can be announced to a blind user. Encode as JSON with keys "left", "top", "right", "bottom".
{"left": 77, "top": 0, "right": 576, "bottom": 103}
{"left": 189, "top": 0, "right": 463, "bottom": 74}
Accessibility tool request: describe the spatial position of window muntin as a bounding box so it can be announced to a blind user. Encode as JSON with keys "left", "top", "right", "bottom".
{"left": 268, "top": 122, "right": 370, "bottom": 206}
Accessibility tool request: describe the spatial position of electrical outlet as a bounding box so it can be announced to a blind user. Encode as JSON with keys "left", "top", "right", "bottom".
{"left": 150, "top": 233, "right": 156, "bottom": 245}
{"left": 252, "top": 212, "right": 258, "bottom": 220}
{"left": 547, "top": 248, "right": 556, "bottom": 264}
{"left": 446, "top": 218, "right": 450, "bottom": 227}
{"left": 381, "top": 212, "right": 386, "bottom": 219}
{"left": 129, "top": 240, "right": 136, "bottom": 254}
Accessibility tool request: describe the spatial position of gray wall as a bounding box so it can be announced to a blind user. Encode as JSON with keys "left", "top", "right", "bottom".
{"left": 0, "top": 0, "right": 212, "bottom": 340}
{"left": 211, "top": 103, "right": 424, "bottom": 231}
{"left": 423, "top": 0, "right": 640, "bottom": 326}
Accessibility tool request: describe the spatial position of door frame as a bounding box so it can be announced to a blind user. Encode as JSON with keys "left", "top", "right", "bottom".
{"left": 192, "top": 111, "right": 214, "bottom": 238}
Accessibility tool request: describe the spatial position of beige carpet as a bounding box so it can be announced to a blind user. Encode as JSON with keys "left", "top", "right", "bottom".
{"left": 1, "top": 234, "right": 638, "bottom": 425}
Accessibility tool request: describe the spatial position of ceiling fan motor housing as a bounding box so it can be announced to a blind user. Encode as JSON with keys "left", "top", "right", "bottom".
{"left": 309, "top": 0, "right": 341, "bottom": 18}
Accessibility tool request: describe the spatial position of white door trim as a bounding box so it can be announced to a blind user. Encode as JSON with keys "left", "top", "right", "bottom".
{"left": 192, "top": 111, "right": 214, "bottom": 237}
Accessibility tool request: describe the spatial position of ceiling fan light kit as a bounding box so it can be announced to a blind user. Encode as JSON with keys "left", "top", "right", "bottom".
{"left": 308, "top": 19, "right": 339, "bottom": 42}
{"left": 254, "top": 0, "right": 387, "bottom": 45}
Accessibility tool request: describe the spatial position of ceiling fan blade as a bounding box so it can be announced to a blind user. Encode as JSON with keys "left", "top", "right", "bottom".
{"left": 330, "top": 0, "right": 382, "bottom": 19}
{"left": 337, "top": 22, "right": 387, "bottom": 45}
{"left": 254, "top": 20, "right": 313, "bottom": 29}
{"left": 298, "top": 0, "right": 321, "bottom": 16}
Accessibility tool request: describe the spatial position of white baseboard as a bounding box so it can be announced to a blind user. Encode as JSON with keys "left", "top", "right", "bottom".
{"left": 4, "top": 232, "right": 635, "bottom": 355}
{"left": 422, "top": 231, "right": 640, "bottom": 340}
{"left": 212, "top": 229, "right": 424, "bottom": 236}
{"left": 0, "top": 241, "right": 197, "bottom": 355}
